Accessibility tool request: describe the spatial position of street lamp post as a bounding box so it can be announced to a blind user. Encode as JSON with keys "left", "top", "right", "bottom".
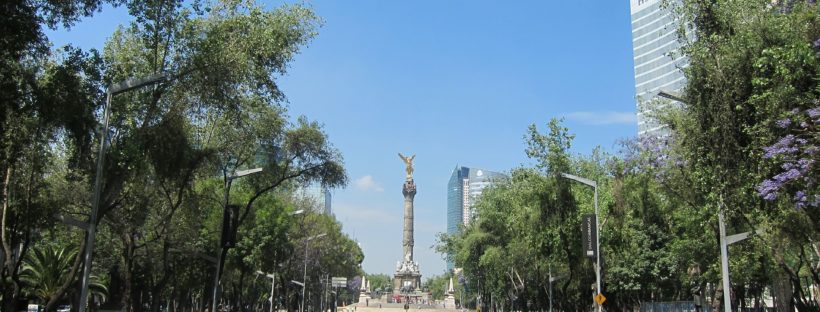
{"left": 303, "top": 233, "right": 327, "bottom": 312}
{"left": 657, "top": 90, "right": 686, "bottom": 103}
{"left": 257, "top": 271, "right": 276, "bottom": 312}
{"left": 547, "top": 263, "right": 567, "bottom": 312}
{"left": 79, "top": 73, "right": 169, "bottom": 312}
{"left": 655, "top": 91, "right": 761, "bottom": 312}
{"left": 549, "top": 264, "right": 553, "bottom": 312}
{"left": 212, "top": 167, "right": 264, "bottom": 311}
{"left": 255, "top": 209, "right": 304, "bottom": 312}
{"left": 717, "top": 202, "right": 760, "bottom": 312}
{"left": 560, "top": 173, "right": 601, "bottom": 312}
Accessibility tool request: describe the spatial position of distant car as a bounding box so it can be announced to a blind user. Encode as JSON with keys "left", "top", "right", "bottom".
{"left": 56, "top": 305, "right": 70, "bottom": 312}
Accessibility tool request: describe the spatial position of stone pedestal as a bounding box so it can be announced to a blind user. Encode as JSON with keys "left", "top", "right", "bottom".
{"left": 358, "top": 276, "right": 370, "bottom": 304}
{"left": 444, "top": 294, "right": 456, "bottom": 309}
{"left": 444, "top": 277, "right": 456, "bottom": 309}
{"left": 393, "top": 269, "right": 422, "bottom": 293}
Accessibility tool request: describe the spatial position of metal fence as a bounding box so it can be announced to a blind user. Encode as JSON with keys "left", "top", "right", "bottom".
{"left": 641, "top": 301, "right": 712, "bottom": 312}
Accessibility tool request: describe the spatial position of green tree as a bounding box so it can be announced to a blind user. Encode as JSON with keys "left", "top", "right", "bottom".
{"left": 662, "top": 0, "right": 819, "bottom": 310}
{"left": 82, "top": 1, "right": 334, "bottom": 310}
{"left": 423, "top": 273, "right": 451, "bottom": 301}
{"left": 367, "top": 273, "right": 393, "bottom": 294}
{"left": 438, "top": 119, "right": 606, "bottom": 311}
{"left": 20, "top": 244, "right": 107, "bottom": 310}
{"left": 0, "top": 2, "right": 119, "bottom": 308}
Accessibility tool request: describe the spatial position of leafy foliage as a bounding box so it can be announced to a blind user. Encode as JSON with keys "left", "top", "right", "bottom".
{"left": 20, "top": 244, "right": 107, "bottom": 305}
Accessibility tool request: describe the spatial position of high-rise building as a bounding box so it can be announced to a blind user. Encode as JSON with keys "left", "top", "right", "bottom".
{"left": 630, "top": 0, "right": 688, "bottom": 136}
{"left": 293, "top": 185, "right": 332, "bottom": 215}
{"left": 446, "top": 166, "right": 507, "bottom": 270}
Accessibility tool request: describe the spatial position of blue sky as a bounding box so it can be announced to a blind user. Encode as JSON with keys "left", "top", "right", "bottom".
{"left": 47, "top": 1, "right": 637, "bottom": 279}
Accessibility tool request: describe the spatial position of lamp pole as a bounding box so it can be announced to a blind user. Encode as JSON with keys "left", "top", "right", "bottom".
{"left": 549, "top": 263, "right": 553, "bottom": 312}
{"left": 655, "top": 91, "right": 761, "bottom": 312}
{"left": 212, "top": 167, "right": 264, "bottom": 311}
{"left": 256, "top": 209, "right": 303, "bottom": 312}
{"left": 560, "top": 173, "right": 600, "bottom": 312}
{"left": 257, "top": 271, "right": 276, "bottom": 312}
{"left": 303, "top": 233, "right": 327, "bottom": 312}
{"left": 79, "top": 73, "right": 168, "bottom": 312}
{"left": 547, "top": 263, "right": 567, "bottom": 312}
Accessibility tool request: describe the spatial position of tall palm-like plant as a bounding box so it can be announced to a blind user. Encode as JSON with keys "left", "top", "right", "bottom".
{"left": 20, "top": 244, "right": 107, "bottom": 306}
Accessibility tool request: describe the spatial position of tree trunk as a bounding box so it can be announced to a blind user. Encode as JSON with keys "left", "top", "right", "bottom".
{"left": 122, "top": 233, "right": 137, "bottom": 312}
{"left": 1, "top": 166, "right": 19, "bottom": 312}
{"left": 151, "top": 241, "right": 173, "bottom": 312}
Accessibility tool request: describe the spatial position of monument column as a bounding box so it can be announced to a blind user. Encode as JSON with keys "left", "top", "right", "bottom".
{"left": 395, "top": 153, "right": 421, "bottom": 295}
{"left": 402, "top": 179, "right": 416, "bottom": 261}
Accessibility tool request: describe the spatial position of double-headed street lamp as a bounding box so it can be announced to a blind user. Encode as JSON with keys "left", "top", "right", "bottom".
{"left": 211, "top": 167, "right": 265, "bottom": 311}
{"left": 257, "top": 271, "right": 277, "bottom": 312}
{"left": 655, "top": 90, "right": 763, "bottom": 312}
{"left": 547, "top": 263, "right": 567, "bottom": 312}
{"left": 79, "top": 73, "right": 169, "bottom": 312}
{"left": 255, "top": 209, "right": 305, "bottom": 312}
{"left": 302, "top": 233, "right": 327, "bottom": 312}
{"left": 560, "top": 172, "right": 601, "bottom": 312}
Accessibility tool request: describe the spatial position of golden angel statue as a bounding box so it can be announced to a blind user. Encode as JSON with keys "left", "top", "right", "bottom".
{"left": 398, "top": 153, "right": 416, "bottom": 180}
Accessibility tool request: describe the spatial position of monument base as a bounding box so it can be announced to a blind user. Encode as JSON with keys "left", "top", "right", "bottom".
{"left": 393, "top": 271, "right": 422, "bottom": 294}
{"left": 393, "top": 259, "right": 421, "bottom": 294}
{"left": 444, "top": 295, "right": 456, "bottom": 309}
{"left": 358, "top": 293, "right": 370, "bottom": 305}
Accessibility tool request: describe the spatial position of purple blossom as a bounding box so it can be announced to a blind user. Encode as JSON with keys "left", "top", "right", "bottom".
{"left": 797, "top": 158, "right": 814, "bottom": 170}
{"left": 773, "top": 168, "right": 801, "bottom": 183}
{"left": 793, "top": 191, "right": 818, "bottom": 210}
{"left": 763, "top": 134, "right": 798, "bottom": 158}
{"left": 795, "top": 191, "right": 807, "bottom": 208}
{"left": 756, "top": 179, "right": 779, "bottom": 201}
{"left": 781, "top": 162, "right": 795, "bottom": 170}
{"left": 814, "top": 38, "right": 820, "bottom": 48}
{"left": 761, "top": 107, "right": 819, "bottom": 209}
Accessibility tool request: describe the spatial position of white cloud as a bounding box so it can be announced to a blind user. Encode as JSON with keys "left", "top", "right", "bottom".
{"left": 353, "top": 175, "right": 384, "bottom": 192}
{"left": 564, "top": 111, "right": 637, "bottom": 125}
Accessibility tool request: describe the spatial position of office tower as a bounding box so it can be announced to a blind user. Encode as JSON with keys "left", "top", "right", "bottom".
{"left": 446, "top": 166, "right": 506, "bottom": 270}
{"left": 293, "top": 185, "right": 332, "bottom": 215}
{"left": 630, "top": 0, "right": 688, "bottom": 136}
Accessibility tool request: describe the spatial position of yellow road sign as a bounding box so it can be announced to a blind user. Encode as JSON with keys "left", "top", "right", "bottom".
{"left": 594, "top": 293, "right": 606, "bottom": 305}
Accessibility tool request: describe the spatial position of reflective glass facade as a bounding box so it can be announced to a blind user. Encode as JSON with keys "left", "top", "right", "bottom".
{"left": 293, "top": 185, "right": 332, "bottom": 215}
{"left": 446, "top": 166, "right": 506, "bottom": 270}
{"left": 630, "top": 0, "right": 687, "bottom": 136}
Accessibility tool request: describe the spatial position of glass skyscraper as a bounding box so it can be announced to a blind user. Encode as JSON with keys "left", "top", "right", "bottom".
{"left": 293, "top": 185, "right": 332, "bottom": 215}
{"left": 446, "top": 166, "right": 506, "bottom": 270}
{"left": 630, "top": 0, "right": 688, "bottom": 136}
